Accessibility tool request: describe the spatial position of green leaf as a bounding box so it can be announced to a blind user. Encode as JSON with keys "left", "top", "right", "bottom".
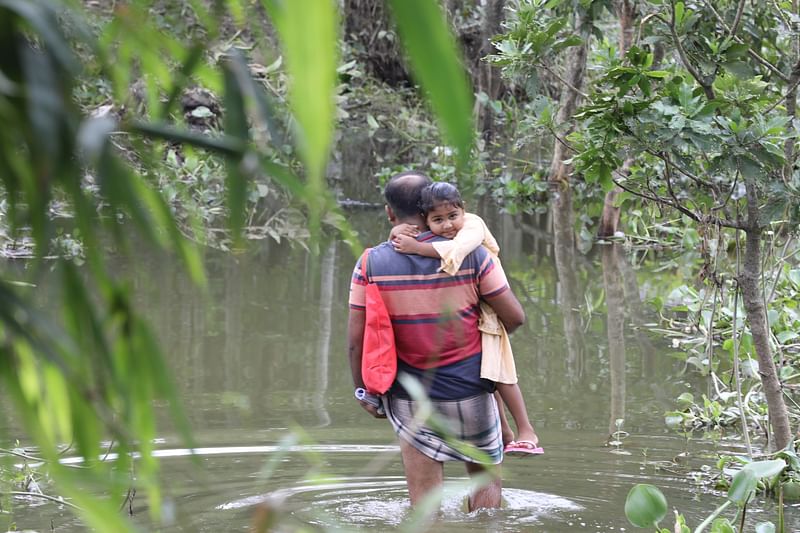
{"left": 728, "top": 468, "right": 757, "bottom": 506}
{"left": 386, "top": 0, "right": 474, "bottom": 169}
{"left": 674, "top": 2, "right": 685, "bottom": 25}
{"left": 624, "top": 484, "right": 668, "bottom": 528}
{"left": 264, "top": 0, "right": 337, "bottom": 182}
{"left": 222, "top": 52, "right": 252, "bottom": 242}
{"left": 131, "top": 121, "right": 246, "bottom": 157}
{"left": 709, "top": 518, "right": 735, "bottom": 533}
{"left": 0, "top": 0, "right": 77, "bottom": 71}
{"left": 782, "top": 481, "right": 800, "bottom": 502}
{"left": 742, "top": 459, "right": 786, "bottom": 486}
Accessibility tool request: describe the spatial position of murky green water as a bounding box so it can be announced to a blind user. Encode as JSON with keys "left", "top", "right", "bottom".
{"left": 2, "top": 207, "right": 798, "bottom": 531}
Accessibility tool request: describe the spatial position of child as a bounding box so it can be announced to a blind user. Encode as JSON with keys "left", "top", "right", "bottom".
{"left": 390, "top": 182, "right": 542, "bottom": 456}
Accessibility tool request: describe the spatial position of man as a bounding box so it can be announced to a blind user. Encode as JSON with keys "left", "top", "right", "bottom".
{"left": 348, "top": 171, "right": 525, "bottom": 510}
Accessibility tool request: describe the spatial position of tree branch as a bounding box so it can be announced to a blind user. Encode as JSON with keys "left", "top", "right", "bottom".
{"left": 612, "top": 173, "right": 746, "bottom": 229}
{"left": 729, "top": 0, "right": 747, "bottom": 39}
{"left": 701, "top": 0, "right": 790, "bottom": 82}
{"left": 3, "top": 491, "right": 81, "bottom": 510}
{"left": 537, "top": 62, "right": 589, "bottom": 99}
{"left": 647, "top": 148, "right": 715, "bottom": 189}
{"left": 663, "top": 155, "right": 702, "bottom": 220}
{"left": 711, "top": 171, "right": 739, "bottom": 212}
{"left": 662, "top": 5, "right": 715, "bottom": 99}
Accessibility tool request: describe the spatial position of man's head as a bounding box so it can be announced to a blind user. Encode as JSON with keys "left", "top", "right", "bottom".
{"left": 384, "top": 171, "right": 432, "bottom": 225}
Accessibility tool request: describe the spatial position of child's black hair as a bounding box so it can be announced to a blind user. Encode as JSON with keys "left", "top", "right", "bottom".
{"left": 419, "top": 182, "right": 464, "bottom": 214}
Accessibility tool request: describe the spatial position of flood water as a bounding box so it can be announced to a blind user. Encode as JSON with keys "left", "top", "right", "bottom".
{"left": 2, "top": 205, "right": 799, "bottom": 532}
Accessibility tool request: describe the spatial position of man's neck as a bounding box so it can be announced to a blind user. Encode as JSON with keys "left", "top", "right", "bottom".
{"left": 396, "top": 216, "right": 426, "bottom": 229}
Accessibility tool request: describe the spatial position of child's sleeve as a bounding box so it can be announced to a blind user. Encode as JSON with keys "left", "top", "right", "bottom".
{"left": 432, "top": 213, "right": 487, "bottom": 275}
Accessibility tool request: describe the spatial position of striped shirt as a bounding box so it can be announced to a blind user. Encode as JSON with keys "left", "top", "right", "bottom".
{"left": 349, "top": 233, "right": 509, "bottom": 399}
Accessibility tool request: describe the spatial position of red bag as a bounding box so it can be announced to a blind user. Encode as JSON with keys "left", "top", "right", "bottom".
{"left": 361, "top": 248, "right": 397, "bottom": 394}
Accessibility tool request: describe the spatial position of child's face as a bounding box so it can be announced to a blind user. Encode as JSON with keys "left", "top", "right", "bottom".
{"left": 426, "top": 202, "right": 465, "bottom": 239}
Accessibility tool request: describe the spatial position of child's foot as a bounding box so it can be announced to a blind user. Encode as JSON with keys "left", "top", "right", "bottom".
{"left": 516, "top": 429, "right": 538, "bottom": 447}
{"left": 502, "top": 428, "right": 516, "bottom": 447}
{"left": 504, "top": 439, "right": 544, "bottom": 457}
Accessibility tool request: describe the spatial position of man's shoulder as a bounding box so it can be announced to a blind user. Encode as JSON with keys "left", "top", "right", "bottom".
{"left": 367, "top": 240, "right": 439, "bottom": 275}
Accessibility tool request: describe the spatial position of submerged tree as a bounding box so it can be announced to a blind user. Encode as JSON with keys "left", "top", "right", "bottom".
{"left": 489, "top": 0, "right": 799, "bottom": 449}
{"left": 570, "top": 1, "right": 799, "bottom": 449}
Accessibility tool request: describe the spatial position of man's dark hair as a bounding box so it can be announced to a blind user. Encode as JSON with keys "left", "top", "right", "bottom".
{"left": 419, "top": 182, "right": 463, "bottom": 214}
{"left": 384, "top": 171, "right": 433, "bottom": 218}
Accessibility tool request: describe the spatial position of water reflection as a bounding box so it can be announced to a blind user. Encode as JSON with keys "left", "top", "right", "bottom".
{"left": 602, "top": 244, "right": 626, "bottom": 440}
{"left": 311, "top": 240, "right": 337, "bottom": 428}
{"left": 551, "top": 187, "right": 586, "bottom": 384}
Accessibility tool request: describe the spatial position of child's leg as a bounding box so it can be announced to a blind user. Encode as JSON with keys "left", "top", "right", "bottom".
{"left": 494, "top": 391, "right": 515, "bottom": 446}
{"left": 496, "top": 383, "right": 538, "bottom": 445}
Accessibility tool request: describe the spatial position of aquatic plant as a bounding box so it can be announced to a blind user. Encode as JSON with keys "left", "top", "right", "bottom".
{"left": 626, "top": 457, "right": 788, "bottom": 532}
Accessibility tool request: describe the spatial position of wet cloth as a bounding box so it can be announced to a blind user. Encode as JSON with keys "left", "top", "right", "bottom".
{"left": 478, "top": 301, "right": 517, "bottom": 384}
{"left": 431, "top": 213, "right": 518, "bottom": 385}
{"left": 383, "top": 391, "right": 504, "bottom": 464}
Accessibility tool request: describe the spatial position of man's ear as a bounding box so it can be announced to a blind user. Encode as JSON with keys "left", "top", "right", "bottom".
{"left": 385, "top": 205, "right": 396, "bottom": 223}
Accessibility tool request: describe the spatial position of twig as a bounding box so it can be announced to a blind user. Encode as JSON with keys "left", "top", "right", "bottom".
{"left": 3, "top": 491, "right": 81, "bottom": 510}
{"left": 729, "top": 0, "right": 747, "bottom": 39}
{"left": 705, "top": 284, "right": 722, "bottom": 396}
{"left": 662, "top": 6, "right": 715, "bottom": 99}
{"left": 663, "top": 156, "right": 701, "bottom": 220}
{"left": 0, "top": 448, "right": 46, "bottom": 463}
{"left": 711, "top": 171, "right": 739, "bottom": 212}
{"left": 536, "top": 62, "right": 589, "bottom": 99}
{"left": 610, "top": 175, "right": 745, "bottom": 229}
{"left": 653, "top": 149, "right": 715, "bottom": 189}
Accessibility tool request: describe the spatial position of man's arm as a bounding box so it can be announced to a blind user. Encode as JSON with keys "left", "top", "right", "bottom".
{"left": 483, "top": 289, "right": 525, "bottom": 333}
{"left": 348, "top": 307, "right": 386, "bottom": 418}
{"left": 348, "top": 308, "right": 366, "bottom": 388}
{"left": 476, "top": 252, "right": 525, "bottom": 332}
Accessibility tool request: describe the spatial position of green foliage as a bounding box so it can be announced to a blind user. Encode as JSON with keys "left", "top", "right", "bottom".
{"left": 626, "top": 459, "right": 787, "bottom": 532}
{"left": 0, "top": 0, "right": 482, "bottom": 529}
{"left": 624, "top": 484, "right": 667, "bottom": 528}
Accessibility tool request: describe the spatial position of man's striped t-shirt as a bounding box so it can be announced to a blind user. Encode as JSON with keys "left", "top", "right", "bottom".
{"left": 349, "top": 233, "right": 509, "bottom": 398}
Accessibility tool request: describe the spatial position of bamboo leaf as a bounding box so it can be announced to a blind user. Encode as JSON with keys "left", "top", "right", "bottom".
{"left": 160, "top": 43, "right": 206, "bottom": 120}
{"left": 386, "top": 0, "right": 474, "bottom": 168}
{"left": 0, "top": 0, "right": 77, "bottom": 71}
{"left": 131, "top": 121, "right": 246, "bottom": 157}
{"left": 263, "top": 0, "right": 338, "bottom": 183}
{"left": 222, "top": 53, "right": 251, "bottom": 242}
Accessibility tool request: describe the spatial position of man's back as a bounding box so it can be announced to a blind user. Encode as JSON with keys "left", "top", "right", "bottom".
{"left": 349, "top": 233, "right": 509, "bottom": 398}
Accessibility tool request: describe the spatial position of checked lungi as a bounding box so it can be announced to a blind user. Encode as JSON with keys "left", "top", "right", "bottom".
{"left": 383, "top": 392, "right": 504, "bottom": 464}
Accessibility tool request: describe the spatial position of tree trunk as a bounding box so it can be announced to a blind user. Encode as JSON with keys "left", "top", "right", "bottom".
{"left": 597, "top": 0, "right": 637, "bottom": 237}
{"left": 475, "top": 0, "right": 506, "bottom": 136}
{"left": 547, "top": 12, "right": 589, "bottom": 184}
{"left": 548, "top": 13, "right": 589, "bottom": 381}
{"left": 739, "top": 179, "right": 792, "bottom": 450}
